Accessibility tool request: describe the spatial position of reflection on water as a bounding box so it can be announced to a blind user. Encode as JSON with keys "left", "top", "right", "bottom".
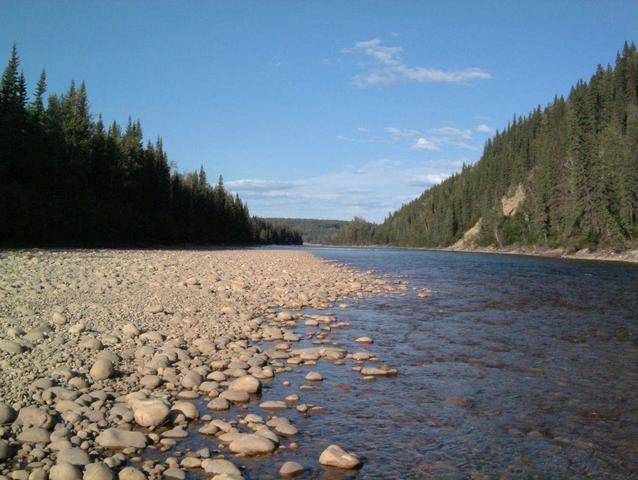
{"left": 177, "top": 248, "right": 638, "bottom": 478}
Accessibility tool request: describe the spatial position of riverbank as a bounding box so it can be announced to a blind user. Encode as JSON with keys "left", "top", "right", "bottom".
{"left": 445, "top": 244, "right": 638, "bottom": 264}
{"left": 0, "top": 249, "right": 398, "bottom": 479}
{"left": 310, "top": 243, "right": 638, "bottom": 264}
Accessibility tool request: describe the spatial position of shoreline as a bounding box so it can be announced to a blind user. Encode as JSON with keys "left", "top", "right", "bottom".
{"left": 304, "top": 243, "right": 638, "bottom": 265}
{"left": 0, "top": 249, "right": 399, "bottom": 479}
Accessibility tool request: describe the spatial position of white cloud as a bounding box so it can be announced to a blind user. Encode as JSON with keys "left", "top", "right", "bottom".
{"left": 476, "top": 123, "right": 492, "bottom": 134}
{"left": 357, "top": 127, "right": 370, "bottom": 133}
{"left": 342, "top": 38, "right": 492, "bottom": 87}
{"left": 412, "top": 137, "right": 438, "bottom": 151}
{"left": 227, "top": 158, "right": 467, "bottom": 222}
{"left": 408, "top": 173, "right": 450, "bottom": 186}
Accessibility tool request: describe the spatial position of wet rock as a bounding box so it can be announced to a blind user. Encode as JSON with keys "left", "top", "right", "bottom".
{"left": 318, "top": 445, "right": 361, "bottom": 469}
{"left": 259, "top": 400, "right": 287, "bottom": 410}
{"left": 360, "top": 367, "right": 396, "bottom": 376}
{"left": 229, "top": 433, "right": 277, "bottom": 456}
{"left": 96, "top": 428, "right": 146, "bottom": 449}
{"left": 305, "top": 371, "right": 323, "bottom": 382}
{"left": 354, "top": 336, "right": 373, "bottom": 344}
{"left": 279, "top": 461, "right": 304, "bottom": 477}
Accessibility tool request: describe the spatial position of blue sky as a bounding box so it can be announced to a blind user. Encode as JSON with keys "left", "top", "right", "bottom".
{"left": 2, "top": 1, "right": 637, "bottom": 221}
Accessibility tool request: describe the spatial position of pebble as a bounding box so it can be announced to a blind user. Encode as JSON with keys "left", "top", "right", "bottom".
{"left": 50, "top": 463, "right": 82, "bottom": 480}
{"left": 131, "top": 399, "right": 170, "bottom": 427}
{"left": 229, "top": 433, "right": 277, "bottom": 456}
{"left": 354, "top": 336, "right": 373, "bottom": 344}
{"left": 228, "top": 375, "right": 261, "bottom": 394}
{"left": 279, "top": 461, "right": 304, "bottom": 477}
{"left": 305, "top": 371, "right": 323, "bottom": 382}
{"left": 118, "top": 467, "right": 147, "bottom": 480}
{"left": 96, "top": 428, "right": 146, "bottom": 449}
{"left": 259, "top": 401, "right": 287, "bottom": 410}
{"left": 0, "top": 403, "right": 16, "bottom": 424}
{"left": 83, "top": 462, "right": 115, "bottom": 480}
{"left": 57, "top": 447, "right": 90, "bottom": 466}
{"left": 89, "top": 359, "right": 114, "bottom": 381}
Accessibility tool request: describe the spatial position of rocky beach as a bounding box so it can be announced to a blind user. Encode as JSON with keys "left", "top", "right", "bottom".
{"left": 0, "top": 249, "right": 401, "bottom": 480}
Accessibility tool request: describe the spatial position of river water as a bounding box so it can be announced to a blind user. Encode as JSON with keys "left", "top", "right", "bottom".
{"left": 178, "top": 247, "right": 638, "bottom": 479}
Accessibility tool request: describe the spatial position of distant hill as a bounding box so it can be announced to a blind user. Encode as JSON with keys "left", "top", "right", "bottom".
{"left": 333, "top": 43, "right": 638, "bottom": 253}
{"left": 265, "top": 218, "right": 351, "bottom": 244}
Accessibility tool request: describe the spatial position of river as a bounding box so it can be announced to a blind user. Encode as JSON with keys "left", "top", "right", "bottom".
{"left": 182, "top": 246, "right": 638, "bottom": 479}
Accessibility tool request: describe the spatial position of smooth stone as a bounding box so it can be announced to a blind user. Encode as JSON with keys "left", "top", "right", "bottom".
{"left": 360, "top": 367, "right": 396, "bottom": 376}
{"left": 279, "top": 461, "right": 304, "bottom": 477}
{"left": 89, "top": 359, "right": 114, "bottom": 381}
{"left": 220, "top": 390, "right": 250, "bottom": 403}
{"left": 259, "top": 401, "right": 287, "bottom": 410}
{"left": 229, "top": 434, "right": 276, "bottom": 456}
{"left": 171, "top": 401, "right": 198, "bottom": 420}
{"left": 131, "top": 399, "right": 170, "bottom": 427}
{"left": 0, "top": 340, "right": 23, "bottom": 354}
{"left": 162, "top": 468, "right": 185, "bottom": 480}
{"left": 96, "top": 428, "right": 146, "bottom": 449}
{"left": 207, "top": 398, "right": 230, "bottom": 411}
{"left": 228, "top": 375, "right": 261, "bottom": 394}
{"left": 17, "top": 427, "right": 50, "bottom": 443}
{"left": 319, "top": 445, "right": 361, "bottom": 469}
{"left": 50, "top": 463, "right": 82, "bottom": 480}
{"left": 0, "top": 439, "right": 11, "bottom": 460}
{"left": 118, "top": 467, "right": 147, "bottom": 480}
{"left": 354, "top": 337, "right": 373, "bottom": 344}
{"left": 57, "top": 447, "right": 90, "bottom": 466}
{"left": 201, "top": 459, "right": 241, "bottom": 476}
{"left": 0, "top": 402, "right": 16, "bottom": 424}
{"left": 161, "top": 427, "right": 188, "bottom": 439}
{"left": 83, "top": 462, "right": 115, "bottom": 480}
{"left": 305, "top": 371, "right": 323, "bottom": 382}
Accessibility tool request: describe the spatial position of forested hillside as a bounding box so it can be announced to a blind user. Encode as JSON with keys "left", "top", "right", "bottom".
{"left": 0, "top": 45, "right": 301, "bottom": 246}
{"left": 265, "top": 218, "right": 350, "bottom": 244}
{"left": 332, "top": 43, "right": 638, "bottom": 252}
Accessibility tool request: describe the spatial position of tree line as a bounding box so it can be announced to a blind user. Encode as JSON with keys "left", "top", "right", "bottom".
{"left": 332, "top": 42, "right": 638, "bottom": 252}
{"left": 0, "top": 45, "right": 301, "bottom": 246}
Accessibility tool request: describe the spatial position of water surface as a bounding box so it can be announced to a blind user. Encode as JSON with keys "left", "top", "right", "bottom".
{"left": 181, "top": 247, "right": 638, "bottom": 479}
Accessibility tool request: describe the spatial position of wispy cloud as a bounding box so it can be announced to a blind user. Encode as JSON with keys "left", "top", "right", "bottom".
{"left": 412, "top": 137, "right": 438, "bottom": 151}
{"left": 228, "top": 158, "right": 466, "bottom": 222}
{"left": 476, "top": 123, "right": 492, "bottom": 134}
{"left": 342, "top": 37, "right": 492, "bottom": 87}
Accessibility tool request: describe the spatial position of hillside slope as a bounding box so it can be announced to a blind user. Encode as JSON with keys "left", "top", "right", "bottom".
{"left": 266, "top": 218, "right": 350, "bottom": 244}
{"left": 332, "top": 43, "right": 638, "bottom": 252}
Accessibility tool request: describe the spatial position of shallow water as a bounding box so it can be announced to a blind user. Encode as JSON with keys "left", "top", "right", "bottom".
{"left": 168, "top": 247, "right": 638, "bottom": 479}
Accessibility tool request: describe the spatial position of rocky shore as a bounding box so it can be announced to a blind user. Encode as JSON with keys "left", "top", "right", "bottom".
{"left": 0, "top": 249, "right": 399, "bottom": 480}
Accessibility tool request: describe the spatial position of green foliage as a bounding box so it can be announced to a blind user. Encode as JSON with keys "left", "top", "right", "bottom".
{"left": 0, "top": 46, "right": 300, "bottom": 247}
{"left": 333, "top": 43, "right": 638, "bottom": 252}
{"left": 265, "top": 218, "right": 350, "bottom": 244}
